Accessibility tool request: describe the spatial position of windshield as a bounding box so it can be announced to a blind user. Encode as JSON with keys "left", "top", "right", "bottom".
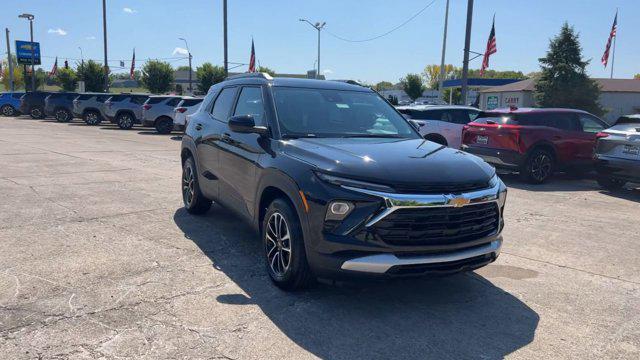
{"left": 272, "top": 87, "right": 418, "bottom": 138}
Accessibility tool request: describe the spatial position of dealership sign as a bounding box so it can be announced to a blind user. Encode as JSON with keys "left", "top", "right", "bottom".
{"left": 15, "top": 40, "right": 41, "bottom": 65}
{"left": 487, "top": 95, "right": 499, "bottom": 110}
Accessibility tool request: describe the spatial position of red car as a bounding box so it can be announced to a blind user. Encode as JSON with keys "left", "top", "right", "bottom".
{"left": 461, "top": 107, "right": 608, "bottom": 183}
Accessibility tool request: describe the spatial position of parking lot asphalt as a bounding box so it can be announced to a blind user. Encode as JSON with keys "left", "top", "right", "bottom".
{"left": 0, "top": 116, "right": 638, "bottom": 359}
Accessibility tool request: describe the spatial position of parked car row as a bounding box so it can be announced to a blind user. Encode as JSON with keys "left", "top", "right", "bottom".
{"left": 398, "top": 103, "right": 639, "bottom": 188}
{"left": 0, "top": 90, "right": 203, "bottom": 134}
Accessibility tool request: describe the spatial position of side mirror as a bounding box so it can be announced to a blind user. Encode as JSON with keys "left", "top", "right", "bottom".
{"left": 410, "top": 120, "right": 425, "bottom": 129}
{"left": 228, "top": 114, "right": 268, "bottom": 136}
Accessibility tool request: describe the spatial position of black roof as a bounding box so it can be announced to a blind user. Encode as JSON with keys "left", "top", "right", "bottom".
{"left": 222, "top": 75, "right": 371, "bottom": 92}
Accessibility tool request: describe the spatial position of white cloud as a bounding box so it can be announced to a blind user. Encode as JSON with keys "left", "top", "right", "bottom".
{"left": 85, "top": 36, "right": 96, "bottom": 40}
{"left": 48, "top": 28, "right": 67, "bottom": 36}
{"left": 123, "top": 7, "right": 137, "bottom": 14}
{"left": 172, "top": 47, "right": 189, "bottom": 56}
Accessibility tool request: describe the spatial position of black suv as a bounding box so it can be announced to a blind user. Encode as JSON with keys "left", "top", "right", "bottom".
{"left": 44, "top": 92, "right": 78, "bottom": 122}
{"left": 19, "top": 91, "right": 52, "bottom": 119}
{"left": 181, "top": 74, "right": 507, "bottom": 290}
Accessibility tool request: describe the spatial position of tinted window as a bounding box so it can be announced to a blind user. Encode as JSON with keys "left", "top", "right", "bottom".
{"left": 147, "top": 97, "right": 169, "bottom": 105}
{"left": 548, "top": 113, "right": 577, "bottom": 130}
{"left": 273, "top": 87, "right": 417, "bottom": 138}
{"left": 96, "top": 95, "right": 110, "bottom": 103}
{"left": 211, "top": 88, "right": 237, "bottom": 122}
{"left": 12, "top": 93, "right": 25, "bottom": 99}
{"left": 448, "top": 109, "right": 475, "bottom": 124}
{"left": 578, "top": 114, "right": 605, "bottom": 133}
{"left": 166, "top": 97, "right": 182, "bottom": 107}
{"left": 475, "top": 112, "right": 516, "bottom": 124}
{"left": 77, "top": 94, "right": 93, "bottom": 100}
{"left": 182, "top": 99, "right": 203, "bottom": 107}
{"left": 108, "top": 95, "right": 128, "bottom": 102}
{"left": 234, "top": 87, "right": 265, "bottom": 125}
{"left": 411, "top": 109, "right": 443, "bottom": 120}
{"left": 131, "top": 96, "right": 148, "bottom": 105}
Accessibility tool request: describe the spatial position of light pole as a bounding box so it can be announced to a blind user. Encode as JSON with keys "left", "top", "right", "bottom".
{"left": 299, "top": 19, "right": 325, "bottom": 79}
{"left": 179, "top": 37, "right": 193, "bottom": 94}
{"left": 102, "top": 0, "right": 109, "bottom": 92}
{"left": 18, "top": 13, "right": 35, "bottom": 91}
{"left": 5, "top": 28, "right": 15, "bottom": 91}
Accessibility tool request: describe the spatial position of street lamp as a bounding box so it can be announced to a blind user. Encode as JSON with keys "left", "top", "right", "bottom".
{"left": 18, "top": 13, "right": 36, "bottom": 91}
{"left": 179, "top": 37, "right": 193, "bottom": 94}
{"left": 299, "top": 19, "right": 326, "bottom": 79}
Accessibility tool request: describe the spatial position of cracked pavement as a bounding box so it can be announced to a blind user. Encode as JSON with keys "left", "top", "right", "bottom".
{"left": 0, "top": 116, "right": 639, "bottom": 359}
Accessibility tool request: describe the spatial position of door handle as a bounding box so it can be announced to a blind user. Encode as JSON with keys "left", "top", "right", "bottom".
{"left": 195, "top": 123, "right": 203, "bottom": 131}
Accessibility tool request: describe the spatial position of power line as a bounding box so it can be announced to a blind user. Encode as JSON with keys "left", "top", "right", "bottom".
{"left": 326, "top": 0, "right": 439, "bottom": 43}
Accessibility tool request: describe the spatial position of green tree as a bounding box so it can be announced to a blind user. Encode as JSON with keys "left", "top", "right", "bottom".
{"left": 196, "top": 63, "right": 225, "bottom": 93}
{"left": 374, "top": 81, "right": 394, "bottom": 91}
{"left": 1, "top": 57, "right": 25, "bottom": 90}
{"left": 77, "top": 60, "right": 107, "bottom": 92}
{"left": 401, "top": 73, "right": 425, "bottom": 101}
{"left": 635, "top": 74, "right": 640, "bottom": 80}
{"left": 257, "top": 66, "right": 276, "bottom": 76}
{"left": 141, "top": 60, "right": 174, "bottom": 94}
{"left": 176, "top": 65, "right": 191, "bottom": 72}
{"left": 423, "top": 64, "right": 456, "bottom": 89}
{"left": 534, "top": 23, "right": 603, "bottom": 116}
{"left": 56, "top": 68, "right": 78, "bottom": 91}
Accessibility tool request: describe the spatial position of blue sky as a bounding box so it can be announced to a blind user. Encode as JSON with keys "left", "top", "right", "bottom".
{"left": 2, "top": 0, "right": 638, "bottom": 83}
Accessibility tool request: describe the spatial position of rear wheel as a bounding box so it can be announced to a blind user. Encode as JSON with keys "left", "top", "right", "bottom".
{"left": 182, "top": 157, "right": 212, "bottom": 214}
{"left": 597, "top": 176, "right": 626, "bottom": 191}
{"left": 155, "top": 117, "right": 173, "bottom": 134}
{"left": 521, "top": 148, "right": 554, "bottom": 184}
{"left": 262, "top": 199, "right": 315, "bottom": 291}
{"left": 55, "top": 108, "right": 72, "bottom": 122}
{"left": 30, "top": 106, "right": 44, "bottom": 119}
{"left": 116, "top": 113, "right": 135, "bottom": 130}
{"left": 83, "top": 111, "right": 101, "bottom": 125}
{"left": 1, "top": 105, "right": 16, "bottom": 117}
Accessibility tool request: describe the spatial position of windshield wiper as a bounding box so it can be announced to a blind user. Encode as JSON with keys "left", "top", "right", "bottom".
{"left": 341, "top": 134, "right": 406, "bottom": 138}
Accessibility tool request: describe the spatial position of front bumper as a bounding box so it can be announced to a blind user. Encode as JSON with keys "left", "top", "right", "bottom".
{"left": 461, "top": 144, "right": 523, "bottom": 170}
{"left": 303, "top": 176, "right": 507, "bottom": 279}
{"left": 595, "top": 155, "right": 640, "bottom": 182}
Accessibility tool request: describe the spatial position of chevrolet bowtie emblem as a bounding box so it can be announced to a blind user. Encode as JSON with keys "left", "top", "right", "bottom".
{"left": 448, "top": 196, "right": 470, "bottom": 208}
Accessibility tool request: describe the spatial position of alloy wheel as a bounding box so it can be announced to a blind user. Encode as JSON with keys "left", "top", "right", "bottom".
{"left": 86, "top": 112, "right": 98, "bottom": 125}
{"left": 1, "top": 105, "right": 14, "bottom": 116}
{"left": 531, "top": 153, "right": 552, "bottom": 181}
{"left": 119, "top": 115, "right": 133, "bottom": 129}
{"left": 31, "top": 108, "right": 42, "bottom": 118}
{"left": 265, "top": 212, "right": 292, "bottom": 276}
{"left": 182, "top": 164, "right": 195, "bottom": 206}
{"left": 55, "top": 109, "right": 69, "bottom": 122}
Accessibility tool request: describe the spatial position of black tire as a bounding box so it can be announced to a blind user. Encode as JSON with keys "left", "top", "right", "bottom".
{"left": 262, "top": 198, "right": 315, "bottom": 291}
{"left": 521, "top": 148, "right": 555, "bottom": 184}
{"left": 116, "top": 112, "right": 135, "bottom": 130}
{"left": 1, "top": 104, "right": 16, "bottom": 117}
{"left": 30, "top": 106, "right": 45, "bottom": 119}
{"left": 182, "top": 157, "right": 212, "bottom": 214}
{"left": 155, "top": 117, "right": 173, "bottom": 134}
{"left": 83, "top": 110, "right": 102, "bottom": 125}
{"left": 54, "top": 108, "right": 72, "bottom": 123}
{"left": 597, "top": 176, "right": 626, "bottom": 191}
{"left": 424, "top": 134, "right": 448, "bottom": 146}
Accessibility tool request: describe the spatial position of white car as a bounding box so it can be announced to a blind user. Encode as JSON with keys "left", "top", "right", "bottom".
{"left": 173, "top": 98, "right": 204, "bottom": 131}
{"left": 396, "top": 105, "right": 479, "bottom": 148}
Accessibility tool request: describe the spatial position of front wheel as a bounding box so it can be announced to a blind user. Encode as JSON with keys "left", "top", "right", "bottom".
{"left": 155, "top": 117, "right": 173, "bottom": 134}
{"left": 597, "top": 176, "right": 626, "bottom": 191}
{"left": 55, "top": 108, "right": 72, "bottom": 122}
{"left": 263, "top": 199, "right": 315, "bottom": 291}
{"left": 117, "top": 113, "right": 135, "bottom": 130}
{"left": 83, "top": 111, "right": 101, "bottom": 125}
{"left": 30, "top": 106, "right": 44, "bottom": 119}
{"left": 521, "top": 149, "right": 554, "bottom": 184}
{"left": 182, "top": 157, "right": 212, "bottom": 214}
{"left": 1, "top": 105, "right": 16, "bottom": 117}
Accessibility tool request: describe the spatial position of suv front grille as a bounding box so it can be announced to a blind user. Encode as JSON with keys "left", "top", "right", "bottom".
{"left": 368, "top": 202, "right": 499, "bottom": 246}
{"left": 392, "top": 181, "right": 490, "bottom": 194}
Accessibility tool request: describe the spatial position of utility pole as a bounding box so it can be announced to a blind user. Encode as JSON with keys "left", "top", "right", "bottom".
{"left": 18, "top": 14, "right": 35, "bottom": 91}
{"left": 438, "top": 0, "right": 450, "bottom": 99}
{"left": 102, "top": 0, "right": 109, "bottom": 92}
{"left": 460, "top": 0, "right": 474, "bottom": 105}
{"left": 5, "top": 28, "right": 15, "bottom": 91}
{"left": 299, "top": 19, "right": 326, "bottom": 79}
{"left": 179, "top": 38, "right": 192, "bottom": 93}
{"left": 223, "top": 0, "right": 228, "bottom": 76}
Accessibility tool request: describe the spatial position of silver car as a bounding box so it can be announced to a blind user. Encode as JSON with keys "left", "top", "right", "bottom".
{"left": 594, "top": 114, "right": 640, "bottom": 190}
{"left": 103, "top": 94, "right": 149, "bottom": 130}
{"left": 141, "top": 96, "right": 184, "bottom": 134}
{"left": 72, "top": 93, "right": 113, "bottom": 125}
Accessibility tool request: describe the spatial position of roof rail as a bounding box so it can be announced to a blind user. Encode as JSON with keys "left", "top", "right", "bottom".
{"left": 226, "top": 72, "right": 273, "bottom": 81}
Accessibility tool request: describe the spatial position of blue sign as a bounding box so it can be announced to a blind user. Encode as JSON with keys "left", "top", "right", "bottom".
{"left": 15, "top": 40, "right": 41, "bottom": 65}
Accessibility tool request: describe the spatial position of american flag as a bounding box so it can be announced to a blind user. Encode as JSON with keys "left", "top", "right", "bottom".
{"left": 129, "top": 49, "right": 136, "bottom": 79}
{"left": 49, "top": 57, "right": 58, "bottom": 77}
{"left": 601, "top": 12, "right": 617, "bottom": 67}
{"left": 480, "top": 17, "right": 497, "bottom": 76}
{"left": 248, "top": 39, "right": 256, "bottom": 73}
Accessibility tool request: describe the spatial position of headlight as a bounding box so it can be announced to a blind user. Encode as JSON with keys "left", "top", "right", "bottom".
{"left": 314, "top": 171, "right": 394, "bottom": 193}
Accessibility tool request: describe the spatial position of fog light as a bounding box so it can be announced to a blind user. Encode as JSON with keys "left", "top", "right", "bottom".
{"left": 325, "top": 201, "right": 353, "bottom": 221}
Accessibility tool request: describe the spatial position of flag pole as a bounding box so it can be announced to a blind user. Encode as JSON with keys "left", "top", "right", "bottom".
{"left": 610, "top": 9, "right": 618, "bottom": 79}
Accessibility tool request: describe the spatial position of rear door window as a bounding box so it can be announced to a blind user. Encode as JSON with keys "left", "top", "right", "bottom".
{"left": 211, "top": 88, "right": 237, "bottom": 122}
{"left": 147, "top": 97, "right": 168, "bottom": 105}
{"left": 166, "top": 97, "right": 182, "bottom": 107}
{"left": 448, "top": 109, "right": 474, "bottom": 124}
{"left": 411, "top": 109, "right": 443, "bottom": 120}
{"left": 131, "top": 96, "right": 148, "bottom": 105}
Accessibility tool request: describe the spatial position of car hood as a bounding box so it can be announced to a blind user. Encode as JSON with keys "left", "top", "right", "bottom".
{"left": 282, "top": 137, "right": 495, "bottom": 189}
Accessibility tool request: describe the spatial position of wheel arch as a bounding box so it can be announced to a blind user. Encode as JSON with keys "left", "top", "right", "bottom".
{"left": 255, "top": 170, "right": 307, "bottom": 235}
{"left": 526, "top": 141, "right": 557, "bottom": 162}
{"left": 115, "top": 109, "right": 135, "bottom": 118}
{"left": 154, "top": 115, "right": 173, "bottom": 126}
